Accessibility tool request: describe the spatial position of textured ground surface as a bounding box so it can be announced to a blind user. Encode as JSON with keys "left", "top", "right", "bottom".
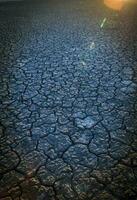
{"left": 0, "top": 0, "right": 137, "bottom": 199}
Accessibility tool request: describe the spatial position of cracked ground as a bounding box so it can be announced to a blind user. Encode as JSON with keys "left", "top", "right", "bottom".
{"left": 0, "top": 0, "right": 137, "bottom": 199}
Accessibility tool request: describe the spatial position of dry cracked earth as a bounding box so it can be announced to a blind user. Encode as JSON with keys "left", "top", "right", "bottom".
{"left": 0, "top": 0, "right": 137, "bottom": 199}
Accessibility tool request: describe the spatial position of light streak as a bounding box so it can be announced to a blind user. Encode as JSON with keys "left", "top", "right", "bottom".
{"left": 90, "top": 42, "right": 95, "bottom": 50}
{"left": 100, "top": 18, "right": 107, "bottom": 28}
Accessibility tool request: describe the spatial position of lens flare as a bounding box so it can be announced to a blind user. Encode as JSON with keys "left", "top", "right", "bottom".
{"left": 104, "top": 0, "right": 124, "bottom": 11}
